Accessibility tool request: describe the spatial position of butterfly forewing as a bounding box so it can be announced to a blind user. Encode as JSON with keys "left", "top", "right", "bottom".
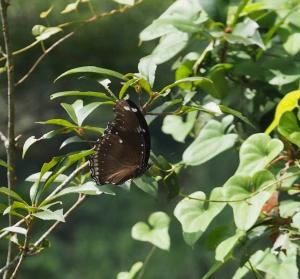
{"left": 89, "top": 99, "right": 150, "bottom": 185}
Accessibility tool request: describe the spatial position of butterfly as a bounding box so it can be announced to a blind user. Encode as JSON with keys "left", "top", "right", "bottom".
{"left": 89, "top": 99, "right": 151, "bottom": 185}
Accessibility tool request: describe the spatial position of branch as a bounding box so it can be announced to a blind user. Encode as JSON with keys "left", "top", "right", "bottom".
{"left": 15, "top": 31, "right": 74, "bottom": 86}
{"left": 41, "top": 161, "right": 89, "bottom": 205}
{"left": 0, "top": 0, "right": 16, "bottom": 277}
{"left": 34, "top": 194, "right": 86, "bottom": 247}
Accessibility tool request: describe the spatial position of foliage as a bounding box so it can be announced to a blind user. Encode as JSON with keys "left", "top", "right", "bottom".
{"left": 1, "top": 0, "right": 300, "bottom": 278}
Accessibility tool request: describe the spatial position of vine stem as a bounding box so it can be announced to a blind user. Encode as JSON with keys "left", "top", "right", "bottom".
{"left": 137, "top": 246, "right": 156, "bottom": 279}
{"left": 0, "top": 0, "right": 16, "bottom": 278}
{"left": 180, "top": 169, "right": 300, "bottom": 204}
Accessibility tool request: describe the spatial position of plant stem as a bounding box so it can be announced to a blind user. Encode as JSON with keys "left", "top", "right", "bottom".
{"left": 0, "top": 0, "right": 16, "bottom": 278}
{"left": 137, "top": 246, "right": 156, "bottom": 279}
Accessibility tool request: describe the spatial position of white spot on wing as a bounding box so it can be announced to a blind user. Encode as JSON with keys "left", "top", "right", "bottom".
{"left": 119, "top": 139, "right": 123, "bottom": 143}
{"left": 131, "top": 107, "right": 138, "bottom": 112}
{"left": 124, "top": 106, "right": 130, "bottom": 111}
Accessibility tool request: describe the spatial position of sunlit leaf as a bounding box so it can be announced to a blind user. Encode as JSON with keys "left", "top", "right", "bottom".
{"left": 283, "top": 33, "right": 300, "bottom": 56}
{"left": 223, "top": 170, "right": 276, "bottom": 230}
{"left": 183, "top": 115, "right": 237, "bottom": 166}
{"left": 61, "top": 0, "right": 80, "bottom": 14}
{"left": 265, "top": 90, "right": 300, "bottom": 134}
{"left": 2, "top": 226, "right": 27, "bottom": 235}
{"left": 40, "top": 5, "right": 53, "bottom": 18}
{"left": 215, "top": 230, "right": 245, "bottom": 262}
{"left": 278, "top": 111, "right": 300, "bottom": 147}
{"left": 51, "top": 91, "right": 112, "bottom": 100}
{"left": 174, "top": 188, "right": 226, "bottom": 245}
{"left": 33, "top": 208, "right": 65, "bottom": 222}
{"left": 235, "top": 133, "right": 283, "bottom": 176}
{"left": 117, "top": 262, "right": 143, "bottom": 279}
{"left": 55, "top": 66, "right": 125, "bottom": 82}
{"left": 162, "top": 111, "right": 197, "bottom": 142}
{"left": 131, "top": 211, "right": 170, "bottom": 250}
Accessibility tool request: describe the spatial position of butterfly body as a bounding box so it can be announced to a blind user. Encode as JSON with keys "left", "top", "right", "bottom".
{"left": 89, "top": 100, "right": 150, "bottom": 185}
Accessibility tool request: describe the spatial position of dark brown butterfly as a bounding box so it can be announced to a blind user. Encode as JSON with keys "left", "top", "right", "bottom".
{"left": 89, "top": 99, "right": 151, "bottom": 185}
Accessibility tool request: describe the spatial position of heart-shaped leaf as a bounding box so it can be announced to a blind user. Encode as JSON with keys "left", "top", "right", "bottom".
{"left": 235, "top": 133, "right": 283, "bottom": 176}
{"left": 215, "top": 230, "right": 246, "bottom": 262}
{"left": 174, "top": 187, "right": 225, "bottom": 233}
{"left": 223, "top": 170, "right": 276, "bottom": 230}
{"left": 183, "top": 115, "right": 237, "bottom": 166}
{"left": 162, "top": 111, "right": 197, "bottom": 142}
{"left": 117, "top": 262, "right": 143, "bottom": 279}
{"left": 278, "top": 111, "right": 300, "bottom": 148}
{"left": 131, "top": 211, "right": 170, "bottom": 250}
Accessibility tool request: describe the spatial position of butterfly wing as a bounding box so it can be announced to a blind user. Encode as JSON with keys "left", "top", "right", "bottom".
{"left": 89, "top": 100, "right": 150, "bottom": 185}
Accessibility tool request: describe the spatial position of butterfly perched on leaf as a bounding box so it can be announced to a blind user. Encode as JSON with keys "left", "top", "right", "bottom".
{"left": 89, "top": 99, "right": 151, "bottom": 185}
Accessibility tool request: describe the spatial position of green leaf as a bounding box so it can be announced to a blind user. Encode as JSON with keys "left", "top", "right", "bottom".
{"left": 0, "top": 159, "right": 12, "bottom": 170}
{"left": 117, "top": 262, "right": 143, "bottom": 279}
{"left": 283, "top": 33, "right": 300, "bottom": 56}
{"left": 51, "top": 91, "right": 112, "bottom": 100}
{"left": 0, "top": 187, "right": 27, "bottom": 204}
{"left": 38, "top": 119, "right": 76, "bottom": 127}
{"left": 133, "top": 175, "right": 158, "bottom": 197}
{"left": 61, "top": 101, "right": 80, "bottom": 124}
{"left": 1, "top": 226, "right": 27, "bottom": 235}
{"left": 235, "top": 133, "right": 283, "bottom": 176}
{"left": 279, "top": 200, "right": 300, "bottom": 218}
{"left": 224, "top": 18, "right": 265, "bottom": 49}
{"left": 22, "top": 129, "right": 72, "bottom": 158}
{"left": 219, "top": 105, "right": 256, "bottom": 129}
{"left": 183, "top": 115, "right": 237, "bottom": 166}
{"left": 61, "top": 0, "right": 80, "bottom": 14}
{"left": 60, "top": 136, "right": 84, "bottom": 149}
{"left": 265, "top": 90, "right": 300, "bottom": 134}
{"left": 77, "top": 102, "right": 106, "bottom": 126}
{"left": 278, "top": 111, "right": 300, "bottom": 148}
{"left": 162, "top": 111, "right": 197, "bottom": 142}
{"left": 139, "top": 0, "right": 202, "bottom": 41}
{"left": 269, "top": 70, "right": 300, "bottom": 86}
{"left": 215, "top": 230, "right": 245, "bottom": 262}
{"left": 159, "top": 77, "right": 217, "bottom": 97}
{"left": 55, "top": 66, "right": 125, "bottom": 82}
{"left": 34, "top": 26, "right": 62, "bottom": 42}
{"left": 255, "top": 246, "right": 298, "bottom": 279}
{"left": 174, "top": 188, "right": 226, "bottom": 245}
{"left": 33, "top": 209, "right": 65, "bottom": 222}
{"left": 138, "top": 31, "right": 188, "bottom": 86}
{"left": 223, "top": 170, "right": 276, "bottom": 230}
{"left": 26, "top": 172, "right": 68, "bottom": 183}
{"left": 52, "top": 182, "right": 103, "bottom": 199}
{"left": 113, "top": 0, "right": 134, "bottom": 5}
{"left": 131, "top": 211, "right": 170, "bottom": 250}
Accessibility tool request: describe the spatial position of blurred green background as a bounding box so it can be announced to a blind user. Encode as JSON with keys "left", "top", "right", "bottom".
{"left": 0, "top": 1, "right": 238, "bottom": 278}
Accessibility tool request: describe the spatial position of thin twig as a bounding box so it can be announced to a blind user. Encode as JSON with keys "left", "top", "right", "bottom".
{"left": 137, "top": 246, "right": 156, "bottom": 279}
{"left": 9, "top": 220, "right": 31, "bottom": 279}
{"left": 41, "top": 161, "right": 89, "bottom": 205}
{"left": 0, "top": 256, "right": 20, "bottom": 276}
{"left": 34, "top": 194, "right": 86, "bottom": 247}
{"left": 15, "top": 31, "right": 74, "bottom": 86}
{"left": 0, "top": 194, "right": 86, "bottom": 276}
{"left": 0, "top": 0, "right": 16, "bottom": 277}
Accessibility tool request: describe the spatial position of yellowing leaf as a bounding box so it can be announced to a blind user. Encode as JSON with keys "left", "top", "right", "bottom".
{"left": 265, "top": 90, "right": 300, "bottom": 134}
